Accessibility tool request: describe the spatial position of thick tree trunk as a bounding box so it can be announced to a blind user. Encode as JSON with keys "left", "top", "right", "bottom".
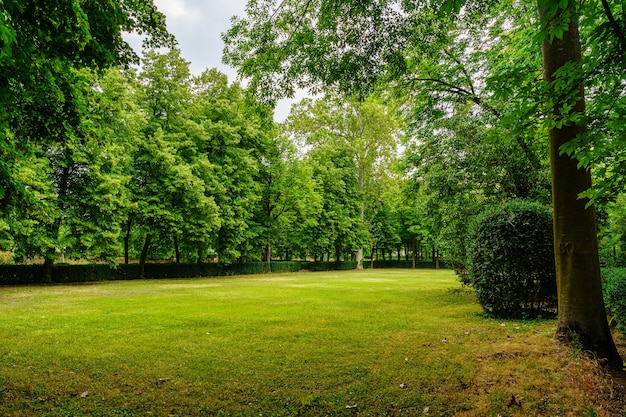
{"left": 539, "top": 3, "right": 621, "bottom": 367}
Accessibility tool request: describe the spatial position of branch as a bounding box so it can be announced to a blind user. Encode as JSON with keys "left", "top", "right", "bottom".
{"left": 443, "top": 49, "right": 477, "bottom": 96}
{"left": 600, "top": 0, "right": 626, "bottom": 57}
{"left": 407, "top": 76, "right": 502, "bottom": 118}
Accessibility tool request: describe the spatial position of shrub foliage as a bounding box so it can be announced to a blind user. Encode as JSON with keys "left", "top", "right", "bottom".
{"left": 467, "top": 201, "right": 557, "bottom": 318}
{"left": 602, "top": 267, "right": 626, "bottom": 336}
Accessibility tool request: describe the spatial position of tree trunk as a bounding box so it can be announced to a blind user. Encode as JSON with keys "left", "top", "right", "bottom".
{"left": 539, "top": 3, "right": 621, "bottom": 367}
{"left": 265, "top": 230, "right": 272, "bottom": 272}
{"left": 139, "top": 234, "right": 152, "bottom": 279}
{"left": 43, "top": 256, "right": 54, "bottom": 284}
{"left": 412, "top": 237, "right": 417, "bottom": 269}
{"left": 335, "top": 245, "right": 341, "bottom": 262}
{"left": 174, "top": 234, "right": 181, "bottom": 264}
{"left": 124, "top": 218, "right": 132, "bottom": 264}
{"left": 197, "top": 245, "right": 203, "bottom": 264}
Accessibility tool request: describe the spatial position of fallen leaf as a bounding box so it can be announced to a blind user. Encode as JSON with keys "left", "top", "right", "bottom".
{"left": 345, "top": 404, "right": 358, "bottom": 409}
{"left": 80, "top": 391, "right": 89, "bottom": 398}
{"left": 423, "top": 406, "right": 431, "bottom": 415}
{"left": 399, "top": 383, "right": 407, "bottom": 389}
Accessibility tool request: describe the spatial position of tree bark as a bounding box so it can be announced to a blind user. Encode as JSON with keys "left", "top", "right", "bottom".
{"left": 174, "top": 234, "right": 180, "bottom": 264}
{"left": 139, "top": 234, "right": 152, "bottom": 279}
{"left": 43, "top": 255, "right": 54, "bottom": 284}
{"left": 356, "top": 166, "right": 365, "bottom": 269}
{"left": 539, "top": 3, "right": 621, "bottom": 367}
{"left": 124, "top": 218, "right": 132, "bottom": 264}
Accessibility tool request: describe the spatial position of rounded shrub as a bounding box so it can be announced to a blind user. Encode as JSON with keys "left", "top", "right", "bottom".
{"left": 467, "top": 200, "right": 557, "bottom": 318}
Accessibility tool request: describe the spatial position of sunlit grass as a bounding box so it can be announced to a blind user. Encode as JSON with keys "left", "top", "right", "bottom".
{"left": 0, "top": 269, "right": 621, "bottom": 416}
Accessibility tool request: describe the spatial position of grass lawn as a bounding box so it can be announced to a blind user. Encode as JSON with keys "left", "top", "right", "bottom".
{"left": 0, "top": 269, "right": 623, "bottom": 416}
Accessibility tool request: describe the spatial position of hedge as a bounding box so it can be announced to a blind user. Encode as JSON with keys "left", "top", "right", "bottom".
{"left": 467, "top": 201, "right": 556, "bottom": 318}
{"left": 364, "top": 260, "right": 448, "bottom": 269}
{"left": 0, "top": 259, "right": 447, "bottom": 286}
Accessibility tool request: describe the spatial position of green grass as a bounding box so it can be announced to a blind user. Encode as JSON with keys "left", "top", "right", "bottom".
{"left": 0, "top": 269, "right": 620, "bottom": 416}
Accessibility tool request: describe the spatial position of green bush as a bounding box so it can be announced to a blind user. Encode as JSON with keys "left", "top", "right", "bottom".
{"left": 602, "top": 267, "right": 626, "bottom": 336}
{"left": 467, "top": 201, "right": 557, "bottom": 318}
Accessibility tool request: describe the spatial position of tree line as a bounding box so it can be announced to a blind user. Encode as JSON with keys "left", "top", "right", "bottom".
{"left": 1, "top": 46, "right": 441, "bottom": 276}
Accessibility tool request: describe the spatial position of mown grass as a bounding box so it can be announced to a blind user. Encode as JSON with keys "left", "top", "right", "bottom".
{"left": 0, "top": 269, "right": 623, "bottom": 416}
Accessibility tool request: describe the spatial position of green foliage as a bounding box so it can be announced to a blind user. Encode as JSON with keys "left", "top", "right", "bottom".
{"left": 601, "top": 267, "right": 626, "bottom": 336}
{"left": 0, "top": 0, "right": 172, "bottom": 215}
{"left": 467, "top": 201, "right": 557, "bottom": 318}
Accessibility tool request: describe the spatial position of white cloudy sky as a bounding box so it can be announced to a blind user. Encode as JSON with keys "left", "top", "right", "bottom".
{"left": 126, "top": 0, "right": 297, "bottom": 121}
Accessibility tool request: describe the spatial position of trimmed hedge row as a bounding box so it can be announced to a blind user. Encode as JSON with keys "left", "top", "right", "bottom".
{"left": 364, "top": 260, "right": 447, "bottom": 269}
{"left": 0, "top": 262, "right": 303, "bottom": 286}
{"left": 0, "top": 259, "right": 448, "bottom": 286}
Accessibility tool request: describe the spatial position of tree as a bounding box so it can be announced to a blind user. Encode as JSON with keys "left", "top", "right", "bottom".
{"left": 538, "top": 1, "right": 620, "bottom": 365}
{"left": 257, "top": 135, "right": 321, "bottom": 269}
{"left": 224, "top": 0, "right": 622, "bottom": 365}
{"left": 303, "top": 146, "right": 364, "bottom": 262}
{"left": 284, "top": 95, "right": 401, "bottom": 268}
{"left": 8, "top": 68, "right": 138, "bottom": 280}
{"left": 0, "top": 0, "right": 172, "bottom": 216}
{"left": 131, "top": 49, "right": 221, "bottom": 270}
{"left": 187, "top": 69, "right": 274, "bottom": 263}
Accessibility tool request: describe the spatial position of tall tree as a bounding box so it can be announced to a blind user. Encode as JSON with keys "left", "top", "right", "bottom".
{"left": 0, "top": 0, "right": 172, "bottom": 216}
{"left": 284, "top": 95, "right": 400, "bottom": 268}
{"left": 538, "top": 0, "right": 620, "bottom": 365}
{"left": 187, "top": 69, "right": 274, "bottom": 263}
{"left": 257, "top": 135, "right": 321, "bottom": 269}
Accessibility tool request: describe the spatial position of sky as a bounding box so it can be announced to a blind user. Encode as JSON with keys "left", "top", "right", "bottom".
{"left": 125, "top": 0, "right": 296, "bottom": 121}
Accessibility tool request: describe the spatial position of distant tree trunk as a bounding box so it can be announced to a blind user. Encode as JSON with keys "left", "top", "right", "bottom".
{"left": 173, "top": 234, "right": 180, "bottom": 264}
{"left": 264, "top": 230, "right": 272, "bottom": 272}
{"left": 539, "top": 3, "right": 621, "bottom": 367}
{"left": 43, "top": 255, "right": 54, "bottom": 283}
{"left": 124, "top": 218, "right": 132, "bottom": 264}
{"left": 335, "top": 245, "right": 341, "bottom": 262}
{"left": 412, "top": 237, "right": 417, "bottom": 269}
{"left": 197, "top": 245, "right": 203, "bottom": 264}
{"left": 139, "top": 234, "right": 152, "bottom": 279}
{"left": 370, "top": 245, "right": 375, "bottom": 269}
